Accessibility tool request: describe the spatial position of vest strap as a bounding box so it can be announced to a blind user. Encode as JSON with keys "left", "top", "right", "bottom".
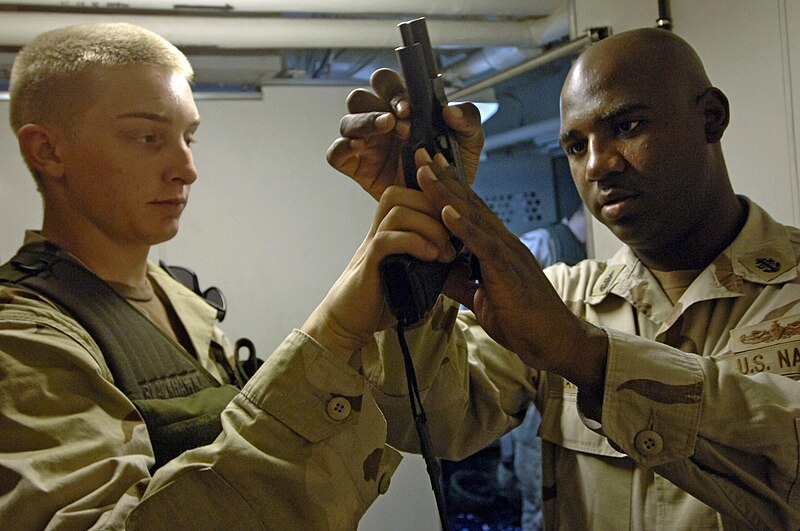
{"left": 0, "top": 247, "right": 235, "bottom": 470}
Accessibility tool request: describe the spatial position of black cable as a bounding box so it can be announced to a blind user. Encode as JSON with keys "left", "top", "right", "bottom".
{"left": 395, "top": 324, "right": 450, "bottom": 531}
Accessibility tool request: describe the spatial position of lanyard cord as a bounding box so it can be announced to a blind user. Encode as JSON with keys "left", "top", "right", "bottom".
{"left": 395, "top": 323, "right": 450, "bottom": 531}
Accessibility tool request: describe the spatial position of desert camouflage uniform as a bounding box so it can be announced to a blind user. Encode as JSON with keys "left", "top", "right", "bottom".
{"left": 0, "top": 235, "right": 400, "bottom": 530}
{"left": 363, "top": 198, "right": 800, "bottom": 529}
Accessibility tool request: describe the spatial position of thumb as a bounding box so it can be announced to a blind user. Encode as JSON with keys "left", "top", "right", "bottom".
{"left": 443, "top": 257, "right": 479, "bottom": 309}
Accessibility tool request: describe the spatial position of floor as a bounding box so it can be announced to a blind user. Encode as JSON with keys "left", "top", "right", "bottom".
{"left": 442, "top": 442, "right": 522, "bottom": 531}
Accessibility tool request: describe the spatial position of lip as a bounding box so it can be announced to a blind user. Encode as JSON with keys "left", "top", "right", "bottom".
{"left": 150, "top": 197, "right": 187, "bottom": 213}
{"left": 596, "top": 188, "right": 640, "bottom": 221}
{"left": 151, "top": 196, "right": 186, "bottom": 205}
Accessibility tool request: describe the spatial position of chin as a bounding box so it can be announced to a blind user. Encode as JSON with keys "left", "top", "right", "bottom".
{"left": 608, "top": 225, "right": 647, "bottom": 248}
{"left": 149, "top": 226, "right": 180, "bottom": 245}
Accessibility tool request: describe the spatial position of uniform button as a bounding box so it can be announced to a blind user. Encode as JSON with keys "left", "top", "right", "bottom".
{"left": 326, "top": 396, "right": 352, "bottom": 421}
{"left": 634, "top": 430, "right": 663, "bottom": 457}
{"left": 378, "top": 473, "right": 392, "bottom": 494}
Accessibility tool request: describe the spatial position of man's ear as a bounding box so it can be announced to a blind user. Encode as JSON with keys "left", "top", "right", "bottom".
{"left": 699, "top": 87, "right": 730, "bottom": 144}
{"left": 17, "top": 124, "right": 66, "bottom": 180}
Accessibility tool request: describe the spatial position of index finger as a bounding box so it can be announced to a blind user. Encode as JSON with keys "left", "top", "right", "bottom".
{"left": 346, "top": 88, "right": 392, "bottom": 114}
{"left": 370, "top": 68, "right": 410, "bottom": 118}
{"left": 417, "top": 162, "right": 510, "bottom": 240}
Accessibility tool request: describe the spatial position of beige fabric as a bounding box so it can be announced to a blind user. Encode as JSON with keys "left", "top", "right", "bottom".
{"left": 364, "top": 198, "right": 800, "bottom": 530}
{"left": 0, "top": 236, "right": 401, "bottom": 530}
{"left": 650, "top": 267, "right": 704, "bottom": 305}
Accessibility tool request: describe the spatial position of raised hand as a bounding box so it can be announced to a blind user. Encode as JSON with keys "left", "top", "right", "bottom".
{"left": 416, "top": 159, "right": 608, "bottom": 392}
{"left": 301, "top": 182, "right": 455, "bottom": 361}
{"left": 327, "top": 68, "right": 484, "bottom": 201}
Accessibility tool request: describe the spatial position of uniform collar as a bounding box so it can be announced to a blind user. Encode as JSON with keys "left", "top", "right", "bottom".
{"left": 19, "top": 232, "right": 218, "bottom": 363}
{"left": 586, "top": 198, "right": 797, "bottom": 309}
{"left": 727, "top": 199, "right": 797, "bottom": 284}
{"left": 148, "top": 262, "right": 218, "bottom": 361}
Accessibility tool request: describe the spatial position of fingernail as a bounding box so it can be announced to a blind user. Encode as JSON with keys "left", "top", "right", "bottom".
{"left": 375, "top": 113, "right": 391, "bottom": 128}
{"left": 448, "top": 105, "right": 463, "bottom": 119}
{"left": 421, "top": 165, "right": 437, "bottom": 181}
{"left": 417, "top": 148, "right": 433, "bottom": 164}
{"left": 434, "top": 152, "right": 450, "bottom": 167}
{"left": 443, "top": 205, "right": 461, "bottom": 220}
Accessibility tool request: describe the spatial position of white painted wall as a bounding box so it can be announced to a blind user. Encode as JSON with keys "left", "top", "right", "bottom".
{"left": 0, "top": 121, "right": 42, "bottom": 258}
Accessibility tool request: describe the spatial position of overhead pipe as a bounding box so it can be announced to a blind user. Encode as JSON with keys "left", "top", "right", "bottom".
{"left": 446, "top": 3, "right": 569, "bottom": 83}
{"left": 656, "top": 0, "right": 672, "bottom": 31}
{"left": 0, "top": 0, "right": 560, "bottom": 17}
{"left": 0, "top": 12, "right": 571, "bottom": 49}
{"left": 448, "top": 26, "right": 609, "bottom": 101}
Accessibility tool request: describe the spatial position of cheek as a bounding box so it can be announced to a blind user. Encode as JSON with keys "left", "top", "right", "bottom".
{"left": 569, "top": 166, "right": 592, "bottom": 200}
{"left": 71, "top": 149, "right": 135, "bottom": 205}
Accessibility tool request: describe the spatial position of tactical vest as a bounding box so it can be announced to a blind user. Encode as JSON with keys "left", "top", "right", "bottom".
{"left": 0, "top": 246, "right": 240, "bottom": 470}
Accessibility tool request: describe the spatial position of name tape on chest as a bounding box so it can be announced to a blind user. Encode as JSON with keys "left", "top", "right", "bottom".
{"left": 724, "top": 316, "right": 800, "bottom": 379}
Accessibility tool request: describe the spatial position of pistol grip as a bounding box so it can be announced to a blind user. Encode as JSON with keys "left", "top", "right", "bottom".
{"left": 380, "top": 254, "right": 450, "bottom": 325}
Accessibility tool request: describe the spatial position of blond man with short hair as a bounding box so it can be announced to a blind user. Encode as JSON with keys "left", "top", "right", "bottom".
{"left": 0, "top": 22, "right": 460, "bottom": 529}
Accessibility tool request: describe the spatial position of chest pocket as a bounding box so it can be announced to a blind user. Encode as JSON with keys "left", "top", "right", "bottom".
{"left": 538, "top": 373, "right": 626, "bottom": 458}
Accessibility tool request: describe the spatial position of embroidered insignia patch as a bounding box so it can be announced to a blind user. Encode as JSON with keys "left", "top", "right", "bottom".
{"left": 737, "top": 247, "right": 793, "bottom": 282}
{"left": 591, "top": 264, "right": 625, "bottom": 297}
{"left": 725, "top": 315, "right": 800, "bottom": 378}
{"left": 754, "top": 257, "right": 781, "bottom": 273}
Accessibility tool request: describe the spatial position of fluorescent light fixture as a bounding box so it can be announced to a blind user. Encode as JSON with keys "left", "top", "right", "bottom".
{"left": 473, "top": 101, "right": 500, "bottom": 123}
{"left": 452, "top": 86, "right": 499, "bottom": 123}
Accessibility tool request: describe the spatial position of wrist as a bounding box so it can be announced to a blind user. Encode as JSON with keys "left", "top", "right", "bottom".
{"left": 564, "top": 323, "right": 608, "bottom": 421}
{"left": 559, "top": 321, "right": 609, "bottom": 393}
{"left": 301, "top": 312, "right": 363, "bottom": 364}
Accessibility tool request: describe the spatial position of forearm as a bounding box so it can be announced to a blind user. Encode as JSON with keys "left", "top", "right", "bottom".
{"left": 364, "top": 299, "right": 537, "bottom": 460}
{"left": 596, "top": 329, "right": 800, "bottom": 528}
{"left": 133, "top": 330, "right": 401, "bottom": 530}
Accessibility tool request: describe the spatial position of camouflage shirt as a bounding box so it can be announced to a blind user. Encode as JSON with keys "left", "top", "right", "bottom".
{"left": 363, "top": 198, "right": 800, "bottom": 530}
{"left": 0, "top": 235, "right": 401, "bottom": 530}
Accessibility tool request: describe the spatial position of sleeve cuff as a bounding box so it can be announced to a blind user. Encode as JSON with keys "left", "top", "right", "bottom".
{"left": 239, "top": 329, "right": 368, "bottom": 443}
{"left": 597, "top": 327, "right": 704, "bottom": 467}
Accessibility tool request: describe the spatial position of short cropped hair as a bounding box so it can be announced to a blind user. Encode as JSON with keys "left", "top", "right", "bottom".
{"left": 9, "top": 22, "right": 193, "bottom": 135}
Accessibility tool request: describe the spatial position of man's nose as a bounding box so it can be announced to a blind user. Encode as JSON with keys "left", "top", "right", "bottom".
{"left": 165, "top": 141, "right": 198, "bottom": 185}
{"left": 585, "top": 138, "right": 624, "bottom": 181}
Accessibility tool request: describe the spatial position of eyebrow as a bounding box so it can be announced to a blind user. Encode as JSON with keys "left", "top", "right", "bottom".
{"left": 560, "top": 102, "right": 651, "bottom": 146}
{"left": 115, "top": 111, "right": 200, "bottom": 129}
{"left": 598, "top": 103, "right": 651, "bottom": 124}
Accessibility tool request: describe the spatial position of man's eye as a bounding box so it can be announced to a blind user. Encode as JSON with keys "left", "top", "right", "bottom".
{"left": 566, "top": 141, "right": 586, "bottom": 156}
{"left": 138, "top": 134, "right": 161, "bottom": 144}
{"left": 617, "top": 120, "right": 641, "bottom": 134}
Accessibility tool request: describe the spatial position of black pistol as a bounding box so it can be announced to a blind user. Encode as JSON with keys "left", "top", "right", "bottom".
{"left": 379, "top": 17, "right": 469, "bottom": 325}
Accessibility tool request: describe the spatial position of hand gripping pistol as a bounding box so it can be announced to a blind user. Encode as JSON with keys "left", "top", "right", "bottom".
{"left": 379, "top": 17, "right": 470, "bottom": 325}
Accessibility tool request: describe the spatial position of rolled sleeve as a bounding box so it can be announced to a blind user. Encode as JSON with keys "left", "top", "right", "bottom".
{"left": 134, "top": 330, "right": 402, "bottom": 530}
{"left": 599, "top": 327, "right": 704, "bottom": 467}
{"left": 241, "top": 329, "right": 368, "bottom": 443}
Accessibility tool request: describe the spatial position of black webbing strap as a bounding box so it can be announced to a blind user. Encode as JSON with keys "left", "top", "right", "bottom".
{"left": 395, "top": 324, "right": 450, "bottom": 530}
{"left": 0, "top": 248, "right": 241, "bottom": 469}
{"left": 0, "top": 248, "right": 219, "bottom": 400}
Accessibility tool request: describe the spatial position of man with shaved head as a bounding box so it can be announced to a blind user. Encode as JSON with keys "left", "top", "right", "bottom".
{"left": 330, "top": 27, "right": 800, "bottom": 528}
